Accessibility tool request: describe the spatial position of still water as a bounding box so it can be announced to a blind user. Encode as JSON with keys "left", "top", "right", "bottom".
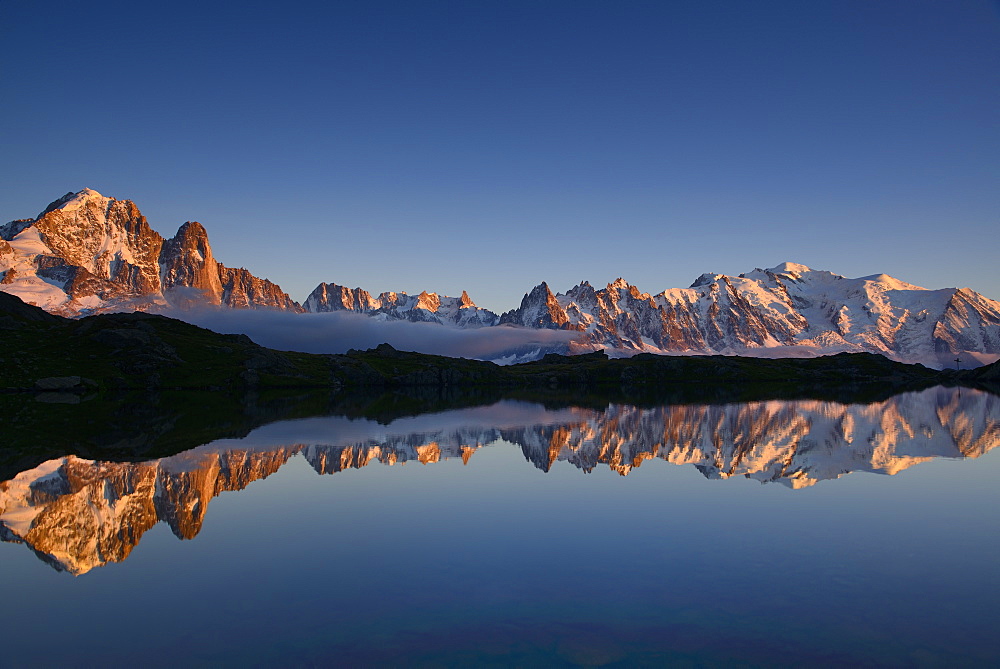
{"left": 1, "top": 386, "right": 998, "bottom": 667}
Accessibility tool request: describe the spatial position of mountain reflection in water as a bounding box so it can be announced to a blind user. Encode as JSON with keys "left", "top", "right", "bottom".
{"left": 1, "top": 385, "right": 997, "bottom": 575}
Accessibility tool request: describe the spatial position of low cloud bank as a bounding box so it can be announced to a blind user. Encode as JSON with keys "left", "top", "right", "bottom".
{"left": 162, "top": 307, "right": 580, "bottom": 361}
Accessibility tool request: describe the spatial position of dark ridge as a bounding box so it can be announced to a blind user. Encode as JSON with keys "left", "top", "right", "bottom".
{"left": 38, "top": 191, "right": 78, "bottom": 217}
{"left": 0, "top": 290, "right": 66, "bottom": 324}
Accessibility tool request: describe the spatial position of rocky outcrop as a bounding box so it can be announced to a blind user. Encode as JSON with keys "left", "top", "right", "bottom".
{"left": 0, "top": 189, "right": 302, "bottom": 315}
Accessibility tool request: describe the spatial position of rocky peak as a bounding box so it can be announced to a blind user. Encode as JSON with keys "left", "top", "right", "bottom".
{"left": 303, "top": 282, "right": 332, "bottom": 311}
{"left": 305, "top": 283, "right": 380, "bottom": 313}
{"left": 607, "top": 277, "right": 630, "bottom": 291}
{"left": 565, "top": 281, "right": 598, "bottom": 308}
{"left": 690, "top": 272, "right": 721, "bottom": 288}
{"left": 500, "top": 281, "right": 570, "bottom": 328}
{"left": 507, "top": 282, "right": 555, "bottom": 311}
{"left": 14, "top": 190, "right": 168, "bottom": 306}
{"left": 531, "top": 281, "right": 554, "bottom": 300}
{"left": 415, "top": 291, "right": 441, "bottom": 312}
{"left": 165, "top": 222, "right": 215, "bottom": 267}
{"left": 304, "top": 282, "right": 496, "bottom": 325}
{"left": 218, "top": 265, "right": 304, "bottom": 312}
{"left": 0, "top": 189, "right": 307, "bottom": 315}
{"left": 378, "top": 291, "right": 402, "bottom": 306}
{"left": 38, "top": 188, "right": 109, "bottom": 218}
{"left": 174, "top": 220, "right": 210, "bottom": 241}
{"left": 160, "top": 221, "right": 223, "bottom": 303}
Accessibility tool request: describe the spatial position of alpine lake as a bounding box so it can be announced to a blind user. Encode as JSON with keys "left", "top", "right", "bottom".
{"left": 1, "top": 384, "right": 998, "bottom": 668}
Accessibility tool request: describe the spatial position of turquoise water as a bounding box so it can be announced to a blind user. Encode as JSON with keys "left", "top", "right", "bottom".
{"left": 1, "top": 387, "right": 998, "bottom": 667}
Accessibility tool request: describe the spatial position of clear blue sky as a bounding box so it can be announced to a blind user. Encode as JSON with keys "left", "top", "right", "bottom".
{"left": 2, "top": 0, "right": 997, "bottom": 311}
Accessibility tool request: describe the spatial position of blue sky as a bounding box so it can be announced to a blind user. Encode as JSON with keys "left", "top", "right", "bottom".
{"left": 2, "top": 0, "right": 997, "bottom": 311}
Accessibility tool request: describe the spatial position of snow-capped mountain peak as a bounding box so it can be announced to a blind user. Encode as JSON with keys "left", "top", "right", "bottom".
{"left": 499, "top": 263, "right": 1000, "bottom": 367}
{"left": 767, "top": 261, "right": 814, "bottom": 276}
{"left": 0, "top": 189, "right": 301, "bottom": 314}
{"left": 608, "top": 277, "right": 631, "bottom": 291}
{"left": 57, "top": 187, "right": 106, "bottom": 208}
{"left": 38, "top": 188, "right": 110, "bottom": 218}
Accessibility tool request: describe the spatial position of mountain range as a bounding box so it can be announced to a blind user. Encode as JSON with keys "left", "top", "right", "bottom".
{"left": 3, "top": 188, "right": 998, "bottom": 366}
{"left": 498, "top": 265, "right": 1000, "bottom": 367}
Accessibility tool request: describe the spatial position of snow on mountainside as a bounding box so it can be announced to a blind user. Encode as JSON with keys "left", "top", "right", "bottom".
{"left": 0, "top": 189, "right": 301, "bottom": 315}
{"left": 305, "top": 281, "right": 500, "bottom": 327}
{"left": 498, "top": 263, "right": 1000, "bottom": 367}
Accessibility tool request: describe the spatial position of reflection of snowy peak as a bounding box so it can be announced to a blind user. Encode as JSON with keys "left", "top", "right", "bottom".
{"left": 301, "top": 426, "right": 501, "bottom": 472}
{"left": 2, "top": 387, "right": 997, "bottom": 574}
{"left": 505, "top": 387, "right": 1000, "bottom": 486}
{"left": 0, "top": 448, "right": 297, "bottom": 574}
{"left": 305, "top": 282, "right": 499, "bottom": 327}
{"left": 0, "top": 189, "right": 302, "bottom": 315}
{"left": 499, "top": 263, "right": 1000, "bottom": 365}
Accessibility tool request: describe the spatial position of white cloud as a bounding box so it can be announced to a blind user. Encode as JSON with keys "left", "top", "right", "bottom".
{"left": 162, "top": 307, "right": 579, "bottom": 361}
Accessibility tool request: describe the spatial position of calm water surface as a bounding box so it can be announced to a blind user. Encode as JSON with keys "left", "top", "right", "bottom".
{"left": 1, "top": 386, "right": 998, "bottom": 667}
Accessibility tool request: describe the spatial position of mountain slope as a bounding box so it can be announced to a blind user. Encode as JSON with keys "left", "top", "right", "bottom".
{"left": 0, "top": 189, "right": 301, "bottom": 314}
